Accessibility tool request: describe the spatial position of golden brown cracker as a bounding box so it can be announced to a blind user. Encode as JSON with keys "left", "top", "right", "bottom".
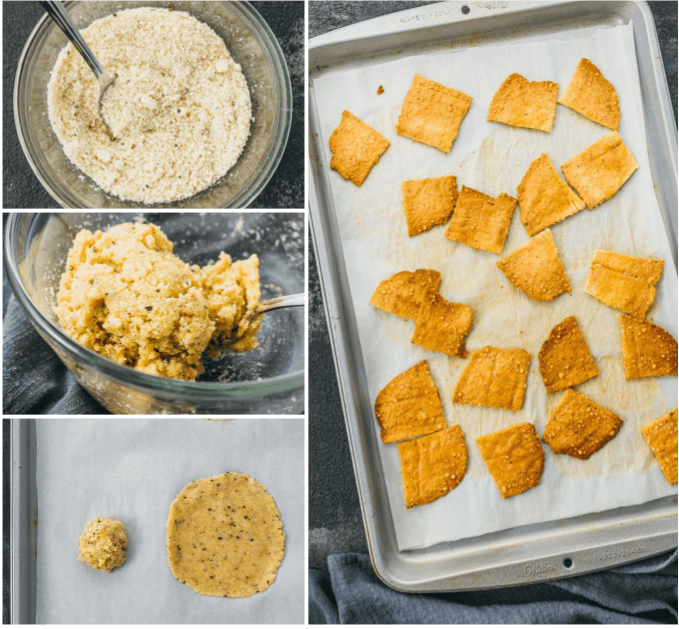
{"left": 641, "top": 409, "right": 678, "bottom": 485}
{"left": 444, "top": 186, "right": 517, "bottom": 254}
{"left": 396, "top": 74, "right": 472, "bottom": 153}
{"left": 538, "top": 316, "right": 599, "bottom": 393}
{"left": 542, "top": 389, "right": 622, "bottom": 459}
{"left": 561, "top": 132, "right": 638, "bottom": 208}
{"left": 398, "top": 424, "right": 468, "bottom": 508}
{"left": 329, "top": 110, "right": 390, "bottom": 186}
{"left": 374, "top": 360, "right": 447, "bottom": 444}
{"left": 411, "top": 291, "right": 473, "bottom": 357}
{"left": 487, "top": 73, "right": 559, "bottom": 132}
{"left": 476, "top": 423, "right": 544, "bottom": 499}
{"left": 517, "top": 153, "right": 586, "bottom": 236}
{"left": 402, "top": 175, "right": 458, "bottom": 237}
{"left": 453, "top": 346, "right": 532, "bottom": 411}
{"left": 585, "top": 250, "right": 664, "bottom": 319}
{"left": 558, "top": 58, "right": 620, "bottom": 131}
{"left": 496, "top": 229, "right": 572, "bottom": 302}
{"left": 370, "top": 269, "right": 441, "bottom": 321}
{"left": 620, "top": 315, "right": 678, "bottom": 379}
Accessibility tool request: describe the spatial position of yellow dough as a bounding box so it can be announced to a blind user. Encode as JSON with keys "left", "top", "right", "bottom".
{"left": 78, "top": 517, "right": 127, "bottom": 572}
{"left": 55, "top": 222, "right": 260, "bottom": 380}
{"left": 166, "top": 472, "right": 285, "bottom": 598}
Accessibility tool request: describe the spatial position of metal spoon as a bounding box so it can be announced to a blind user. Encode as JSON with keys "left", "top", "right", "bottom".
{"left": 227, "top": 293, "right": 305, "bottom": 348}
{"left": 39, "top": 0, "right": 117, "bottom": 137}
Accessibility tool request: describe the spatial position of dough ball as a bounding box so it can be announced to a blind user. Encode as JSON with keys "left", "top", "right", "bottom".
{"left": 78, "top": 517, "right": 128, "bottom": 572}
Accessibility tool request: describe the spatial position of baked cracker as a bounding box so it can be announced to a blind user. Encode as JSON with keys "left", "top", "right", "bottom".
{"left": 620, "top": 315, "right": 678, "bottom": 379}
{"left": 402, "top": 175, "right": 458, "bottom": 236}
{"left": 374, "top": 360, "right": 447, "bottom": 444}
{"left": 558, "top": 58, "right": 620, "bottom": 131}
{"left": 497, "top": 229, "right": 572, "bottom": 301}
{"left": 585, "top": 250, "right": 664, "bottom": 319}
{"left": 641, "top": 409, "right": 678, "bottom": 485}
{"left": 538, "top": 316, "right": 599, "bottom": 393}
{"left": 476, "top": 423, "right": 544, "bottom": 499}
{"left": 396, "top": 74, "right": 472, "bottom": 153}
{"left": 487, "top": 73, "right": 559, "bottom": 132}
{"left": 444, "top": 186, "right": 517, "bottom": 254}
{"left": 329, "top": 110, "right": 390, "bottom": 186}
{"left": 561, "top": 132, "right": 638, "bottom": 208}
{"left": 453, "top": 346, "right": 532, "bottom": 411}
{"left": 398, "top": 424, "right": 468, "bottom": 508}
{"left": 518, "top": 153, "right": 586, "bottom": 236}
{"left": 370, "top": 269, "right": 441, "bottom": 321}
{"left": 411, "top": 290, "right": 473, "bottom": 357}
{"left": 542, "top": 389, "right": 622, "bottom": 459}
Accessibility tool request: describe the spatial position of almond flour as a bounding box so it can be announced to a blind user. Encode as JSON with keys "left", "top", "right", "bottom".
{"left": 47, "top": 7, "right": 252, "bottom": 204}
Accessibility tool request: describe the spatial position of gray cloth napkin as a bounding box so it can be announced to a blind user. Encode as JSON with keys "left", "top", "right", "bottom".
{"left": 309, "top": 550, "right": 677, "bottom": 624}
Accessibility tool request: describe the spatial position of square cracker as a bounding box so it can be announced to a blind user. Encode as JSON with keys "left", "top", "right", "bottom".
{"left": 411, "top": 291, "right": 473, "bottom": 357}
{"left": 558, "top": 58, "right": 620, "bottom": 131}
{"left": 641, "top": 409, "right": 678, "bottom": 485}
{"left": 444, "top": 186, "right": 517, "bottom": 254}
{"left": 402, "top": 175, "right": 458, "bottom": 237}
{"left": 398, "top": 424, "right": 468, "bottom": 508}
{"left": 620, "top": 315, "right": 678, "bottom": 379}
{"left": 538, "top": 316, "right": 599, "bottom": 393}
{"left": 476, "top": 423, "right": 544, "bottom": 499}
{"left": 487, "top": 73, "right": 559, "bottom": 132}
{"left": 561, "top": 132, "right": 638, "bottom": 208}
{"left": 374, "top": 360, "right": 447, "bottom": 444}
{"left": 370, "top": 269, "right": 441, "bottom": 321}
{"left": 585, "top": 250, "right": 664, "bottom": 319}
{"left": 542, "top": 389, "right": 622, "bottom": 460}
{"left": 453, "top": 346, "right": 531, "bottom": 411}
{"left": 329, "top": 110, "right": 390, "bottom": 186}
{"left": 396, "top": 74, "right": 472, "bottom": 153}
{"left": 497, "top": 229, "right": 572, "bottom": 302}
{"left": 518, "top": 153, "right": 586, "bottom": 236}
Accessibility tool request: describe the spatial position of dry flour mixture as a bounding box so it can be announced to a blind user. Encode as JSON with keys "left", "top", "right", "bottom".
{"left": 47, "top": 7, "right": 252, "bottom": 204}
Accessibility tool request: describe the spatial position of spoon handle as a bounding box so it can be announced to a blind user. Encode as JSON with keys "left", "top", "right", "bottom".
{"left": 38, "top": 1, "right": 105, "bottom": 80}
{"left": 257, "top": 293, "right": 306, "bottom": 314}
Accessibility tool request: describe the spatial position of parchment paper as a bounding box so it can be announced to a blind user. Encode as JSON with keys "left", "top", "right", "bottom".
{"left": 35, "top": 418, "right": 304, "bottom": 623}
{"left": 313, "top": 22, "right": 678, "bottom": 551}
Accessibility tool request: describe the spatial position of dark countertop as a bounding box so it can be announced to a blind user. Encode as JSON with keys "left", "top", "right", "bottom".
{"left": 2, "top": 1, "right": 304, "bottom": 209}
{"left": 308, "top": 0, "right": 678, "bottom": 572}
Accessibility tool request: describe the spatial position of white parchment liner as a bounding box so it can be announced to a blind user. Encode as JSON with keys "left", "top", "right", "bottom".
{"left": 35, "top": 418, "right": 304, "bottom": 623}
{"left": 313, "top": 22, "right": 678, "bottom": 551}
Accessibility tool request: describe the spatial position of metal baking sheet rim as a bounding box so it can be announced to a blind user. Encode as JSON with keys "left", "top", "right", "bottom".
{"left": 308, "top": 0, "right": 678, "bottom": 592}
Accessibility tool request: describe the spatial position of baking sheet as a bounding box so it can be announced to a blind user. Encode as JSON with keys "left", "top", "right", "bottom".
{"left": 34, "top": 418, "right": 304, "bottom": 624}
{"left": 313, "top": 21, "right": 678, "bottom": 551}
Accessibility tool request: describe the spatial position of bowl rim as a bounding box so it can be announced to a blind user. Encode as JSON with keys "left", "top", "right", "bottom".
{"left": 3, "top": 212, "right": 305, "bottom": 398}
{"left": 13, "top": 0, "right": 293, "bottom": 210}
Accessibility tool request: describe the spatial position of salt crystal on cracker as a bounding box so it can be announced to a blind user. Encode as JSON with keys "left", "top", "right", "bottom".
{"left": 370, "top": 269, "right": 441, "bottom": 321}
{"left": 411, "top": 291, "right": 473, "bottom": 357}
{"left": 620, "top": 315, "right": 678, "bottom": 379}
{"left": 561, "top": 132, "right": 637, "bottom": 208}
{"left": 538, "top": 316, "right": 599, "bottom": 393}
{"left": 329, "top": 110, "right": 390, "bottom": 186}
{"left": 401, "top": 175, "right": 458, "bottom": 237}
{"left": 374, "top": 360, "right": 447, "bottom": 444}
{"left": 398, "top": 424, "right": 468, "bottom": 508}
{"left": 641, "top": 409, "right": 678, "bottom": 485}
{"left": 444, "top": 186, "right": 517, "bottom": 254}
{"left": 497, "top": 229, "right": 572, "bottom": 302}
{"left": 487, "top": 73, "right": 558, "bottom": 132}
{"left": 396, "top": 74, "right": 472, "bottom": 153}
{"left": 476, "top": 423, "right": 544, "bottom": 499}
{"left": 453, "top": 346, "right": 531, "bottom": 411}
{"left": 585, "top": 250, "right": 663, "bottom": 319}
{"left": 558, "top": 58, "right": 620, "bottom": 131}
{"left": 542, "top": 389, "right": 622, "bottom": 460}
{"left": 518, "top": 153, "right": 586, "bottom": 236}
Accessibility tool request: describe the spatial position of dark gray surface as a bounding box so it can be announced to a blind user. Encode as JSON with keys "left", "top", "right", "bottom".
{"left": 308, "top": 0, "right": 678, "bottom": 573}
{"left": 2, "top": 1, "right": 304, "bottom": 209}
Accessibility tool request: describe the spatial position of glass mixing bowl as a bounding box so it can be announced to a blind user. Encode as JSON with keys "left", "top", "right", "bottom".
{"left": 4, "top": 213, "right": 305, "bottom": 414}
{"left": 14, "top": 1, "right": 292, "bottom": 209}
